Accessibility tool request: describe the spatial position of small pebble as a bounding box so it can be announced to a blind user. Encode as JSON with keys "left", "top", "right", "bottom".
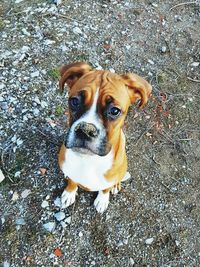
{"left": 54, "top": 211, "right": 65, "bottom": 221}
{"left": 1, "top": 217, "right": 5, "bottom": 224}
{"left": 145, "top": 237, "right": 154, "bottom": 245}
{"left": 21, "top": 189, "right": 31, "bottom": 198}
{"left": 34, "top": 96, "right": 41, "bottom": 105}
{"left": 31, "top": 71, "right": 40, "bottom": 78}
{"left": 0, "top": 169, "right": 5, "bottom": 183}
{"left": 129, "top": 258, "right": 134, "bottom": 265}
{"left": 14, "top": 171, "right": 21, "bottom": 177}
{"left": 54, "top": 197, "right": 61, "bottom": 208}
{"left": 44, "top": 40, "right": 55, "bottom": 45}
{"left": 19, "top": 54, "right": 26, "bottom": 61}
{"left": 3, "top": 261, "right": 10, "bottom": 267}
{"left": 60, "top": 221, "right": 67, "bottom": 228}
{"left": 11, "top": 191, "right": 19, "bottom": 201}
{"left": 16, "top": 139, "right": 23, "bottom": 146}
{"left": 73, "top": 27, "right": 82, "bottom": 35}
{"left": 41, "top": 200, "right": 49, "bottom": 208}
{"left": 0, "top": 83, "right": 5, "bottom": 90}
{"left": 79, "top": 232, "right": 83, "bottom": 237}
{"left": 41, "top": 101, "right": 48, "bottom": 108}
{"left": 0, "top": 102, "right": 8, "bottom": 110}
{"left": 65, "top": 216, "right": 71, "bottom": 224}
{"left": 15, "top": 218, "right": 26, "bottom": 225}
{"left": 147, "top": 59, "right": 154, "bottom": 65}
{"left": 43, "top": 222, "right": 56, "bottom": 232}
{"left": 191, "top": 62, "right": 199, "bottom": 67}
{"left": 48, "top": 6, "right": 57, "bottom": 13}
{"left": 161, "top": 46, "right": 167, "bottom": 53}
{"left": 53, "top": 0, "right": 62, "bottom": 5}
{"left": 33, "top": 108, "right": 40, "bottom": 116}
{"left": 21, "top": 46, "right": 29, "bottom": 52}
{"left": 151, "top": 3, "right": 158, "bottom": 7}
{"left": 22, "top": 28, "right": 31, "bottom": 36}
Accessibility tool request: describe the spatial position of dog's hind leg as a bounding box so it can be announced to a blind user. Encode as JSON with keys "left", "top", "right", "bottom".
{"left": 111, "top": 172, "right": 131, "bottom": 194}
{"left": 121, "top": 171, "right": 131, "bottom": 182}
{"left": 111, "top": 183, "right": 121, "bottom": 195}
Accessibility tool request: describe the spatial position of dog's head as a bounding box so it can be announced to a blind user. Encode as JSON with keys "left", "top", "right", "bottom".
{"left": 59, "top": 62, "right": 152, "bottom": 156}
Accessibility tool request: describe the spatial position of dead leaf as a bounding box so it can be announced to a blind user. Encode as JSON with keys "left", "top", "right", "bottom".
{"left": 103, "top": 44, "right": 111, "bottom": 50}
{"left": 46, "top": 118, "right": 57, "bottom": 128}
{"left": 32, "top": 58, "right": 39, "bottom": 64}
{"left": 23, "top": 255, "right": 31, "bottom": 262}
{"left": 104, "top": 247, "right": 110, "bottom": 256}
{"left": 64, "top": 110, "right": 70, "bottom": 116}
{"left": 164, "top": 110, "right": 170, "bottom": 117}
{"left": 40, "top": 168, "right": 47, "bottom": 175}
{"left": 54, "top": 248, "right": 62, "bottom": 257}
{"left": 12, "top": 191, "right": 19, "bottom": 201}
{"left": 160, "top": 92, "right": 167, "bottom": 102}
{"left": 8, "top": 107, "right": 14, "bottom": 113}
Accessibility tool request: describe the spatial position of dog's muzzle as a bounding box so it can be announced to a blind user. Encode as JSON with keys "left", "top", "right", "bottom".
{"left": 74, "top": 122, "right": 99, "bottom": 140}
{"left": 65, "top": 122, "right": 111, "bottom": 156}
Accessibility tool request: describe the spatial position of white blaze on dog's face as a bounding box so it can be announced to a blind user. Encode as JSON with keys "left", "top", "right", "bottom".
{"left": 59, "top": 62, "right": 152, "bottom": 156}
{"left": 66, "top": 87, "right": 109, "bottom": 156}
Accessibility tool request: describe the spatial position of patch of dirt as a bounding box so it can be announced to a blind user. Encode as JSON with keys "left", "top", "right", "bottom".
{"left": 0, "top": 0, "right": 200, "bottom": 266}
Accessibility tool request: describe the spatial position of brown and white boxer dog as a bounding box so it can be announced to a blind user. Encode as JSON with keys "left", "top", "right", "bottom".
{"left": 58, "top": 62, "right": 152, "bottom": 213}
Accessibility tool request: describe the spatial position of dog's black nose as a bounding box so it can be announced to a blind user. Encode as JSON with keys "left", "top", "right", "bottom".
{"left": 74, "top": 122, "right": 99, "bottom": 140}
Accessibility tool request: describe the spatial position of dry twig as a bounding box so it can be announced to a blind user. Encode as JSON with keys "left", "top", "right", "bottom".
{"left": 1, "top": 143, "right": 15, "bottom": 183}
{"left": 170, "top": 1, "right": 198, "bottom": 11}
{"left": 187, "top": 77, "right": 200, "bottom": 83}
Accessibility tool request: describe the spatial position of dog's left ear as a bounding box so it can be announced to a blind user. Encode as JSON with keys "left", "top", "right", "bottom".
{"left": 59, "top": 62, "right": 92, "bottom": 92}
{"left": 121, "top": 73, "right": 152, "bottom": 108}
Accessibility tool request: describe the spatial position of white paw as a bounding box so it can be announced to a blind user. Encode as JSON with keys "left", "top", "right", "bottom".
{"left": 61, "top": 190, "right": 76, "bottom": 209}
{"left": 111, "top": 186, "right": 119, "bottom": 195}
{"left": 122, "top": 171, "right": 131, "bottom": 182}
{"left": 94, "top": 191, "right": 109, "bottom": 213}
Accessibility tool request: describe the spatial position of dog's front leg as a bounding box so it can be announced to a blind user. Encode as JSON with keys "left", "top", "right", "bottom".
{"left": 61, "top": 178, "right": 78, "bottom": 208}
{"left": 94, "top": 189, "right": 110, "bottom": 213}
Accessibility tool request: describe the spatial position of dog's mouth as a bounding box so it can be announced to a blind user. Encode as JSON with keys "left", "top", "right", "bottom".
{"left": 65, "top": 142, "right": 111, "bottom": 157}
{"left": 65, "top": 137, "right": 111, "bottom": 157}
{"left": 71, "top": 147, "right": 96, "bottom": 156}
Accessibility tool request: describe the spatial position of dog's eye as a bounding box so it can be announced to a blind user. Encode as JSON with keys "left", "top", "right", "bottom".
{"left": 69, "top": 97, "right": 81, "bottom": 110}
{"left": 107, "top": 106, "right": 121, "bottom": 119}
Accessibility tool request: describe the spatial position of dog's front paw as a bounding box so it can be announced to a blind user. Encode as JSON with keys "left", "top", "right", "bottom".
{"left": 61, "top": 190, "right": 76, "bottom": 208}
{"left": 94, "top": 191, "right": 110, "bottom": 213}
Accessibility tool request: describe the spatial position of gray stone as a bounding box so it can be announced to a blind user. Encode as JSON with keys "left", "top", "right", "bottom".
{"left": 54, "top": 211, "right": 65, "bottom": 221}
{"left": 43, "top": 222, "right": 56, "bottom": 232}
{"left": 145, "top": 237, "right": 154, "bottom": 245}
{"left": 16, "top": 218, "right": 26, "bottom": 225}
{"left": 0, "top": 102, "right": 8, "bottom": 110}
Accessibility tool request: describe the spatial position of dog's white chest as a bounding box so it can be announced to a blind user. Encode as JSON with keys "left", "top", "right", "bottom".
{"left": 61, "top": 148, "right": 114, "bottom": 191}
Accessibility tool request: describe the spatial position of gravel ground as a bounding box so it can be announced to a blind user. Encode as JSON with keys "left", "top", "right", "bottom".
{"left": 0, "top": 0, "right": 200, "bottom": 266}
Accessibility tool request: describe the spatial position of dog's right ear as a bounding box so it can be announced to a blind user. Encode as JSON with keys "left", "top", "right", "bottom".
{"left": 59, "top": 62, "right": 92, "bottom": 92}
